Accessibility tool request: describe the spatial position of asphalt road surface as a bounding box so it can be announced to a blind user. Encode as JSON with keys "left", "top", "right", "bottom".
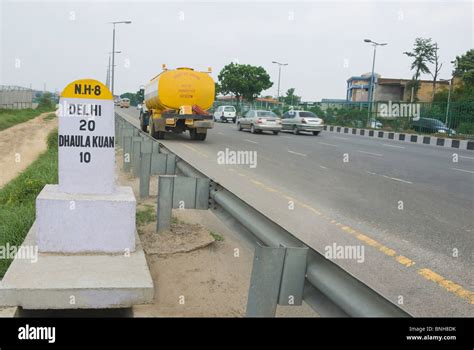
{"left": 117, "top": 107, "right": 473, "bottom": 316}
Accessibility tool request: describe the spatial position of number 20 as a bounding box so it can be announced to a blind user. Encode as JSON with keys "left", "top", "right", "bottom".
{"left": 79, "top": 119, "right": 95, "bottom": 131}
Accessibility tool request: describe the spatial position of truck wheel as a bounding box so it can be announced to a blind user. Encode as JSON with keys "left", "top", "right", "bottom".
{"left": 251, "top": 125, "right": 256, "bottom": 134}
{"left": 313, "top": 131, "right": 320, "bottom": 136}
{"left": 237, "top": 122, "right": 242, "bottom": 131}
{"left": 150, "top": 124, "right": 165, "bottom": 139}
{"left": 273, "top": 131, "right": 279, "bottom": 135}
{"left": 197, "top": 132, "right": 207, "bottom": 141}
{"left": 293, "top": 126, "right": 299, "bottom": 135}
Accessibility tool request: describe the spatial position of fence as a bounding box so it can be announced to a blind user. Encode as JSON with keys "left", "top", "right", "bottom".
{"left": 115, "top": 111, "right": 411, "bottom": 318}
{"left": 213, "top": 100, "right": 474, "bottom": 138}
{"left": 0, "top": 85, "right": 33, "bottom": 109}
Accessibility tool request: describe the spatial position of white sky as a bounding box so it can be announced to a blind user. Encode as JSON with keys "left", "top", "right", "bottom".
{"left": 1, "top": 0, "right": 472, "bottom": 101}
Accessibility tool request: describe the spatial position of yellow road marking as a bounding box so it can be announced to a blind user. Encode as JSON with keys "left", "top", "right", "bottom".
{"left": 244, "top": 174, "right": 473, "bottom": 304}
{"left": 395, "top": 255, "right": 416, "bottom": 267}
{"left": 418, "top": 268, "right": 474, "bottom": 304}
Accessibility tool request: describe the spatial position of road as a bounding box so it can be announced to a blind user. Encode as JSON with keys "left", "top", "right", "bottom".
{"left": 118, "top": 108, "right": 474, "bottom": 316}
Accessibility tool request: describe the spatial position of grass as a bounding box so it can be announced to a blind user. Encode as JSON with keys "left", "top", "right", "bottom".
{"left": 210, "top": 231, "right": 224, "bottom": 242}
{"left": 0, "top": 130, "right": 58, "bottom": 278}
{"left": 136, "top": 204, "right": 155, "bottom": 226}
{"left": 0, "top": 107, "right": 55, "bottom": 131}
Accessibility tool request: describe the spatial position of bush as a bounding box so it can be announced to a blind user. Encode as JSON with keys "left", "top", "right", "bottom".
{"left": 457, "top": 122, "right": 474, "bottom": 136}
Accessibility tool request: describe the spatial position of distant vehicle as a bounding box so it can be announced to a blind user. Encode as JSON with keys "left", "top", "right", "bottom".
{"left": 237, "top": 110, "right": 282, "bottom": 135}
{"left": 411, "top": 117, "right": 455, "bottom": 135}
{"left": 120, "top": 98, "right": 130, "bottom": 108}
{"left": 214, "top": 105, "right": 237, "bottom": 123}
{"left": 281, "top": 110, "right": 324, "bottom": 135}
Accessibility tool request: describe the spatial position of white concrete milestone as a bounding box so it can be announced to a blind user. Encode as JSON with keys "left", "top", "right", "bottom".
{"left": 58, "top": 85, "right": 116, "bottom": 195}
{"left": 35, "top": 79, "right": 136, "bottom": 254}
{"left": 36, "top": 185, "right": 136, "bottom": 253}
{"left": 0, "top": 79, "right": 153, "bottom": 310}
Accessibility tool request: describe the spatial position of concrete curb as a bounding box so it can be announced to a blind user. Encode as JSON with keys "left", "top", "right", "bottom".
{"left": 323, "top": 125, "right": 474, "bottom": 151}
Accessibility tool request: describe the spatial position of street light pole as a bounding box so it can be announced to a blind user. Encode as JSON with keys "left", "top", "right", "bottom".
{"left": 364, "top": 39, "right": 387, "bottom": 127}
{"left": 440, "top": 78, "right": 453, "bottom": 126}
{"left": 272, "top": 61, "right": 288, "bottom": 104}
{"left": 109, "top": 20, "right": 131, "bottom": 96}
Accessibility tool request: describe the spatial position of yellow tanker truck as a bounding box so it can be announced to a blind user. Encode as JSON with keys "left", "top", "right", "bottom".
{"left": 140, "top": 66, "right": 215, "bottom": 140}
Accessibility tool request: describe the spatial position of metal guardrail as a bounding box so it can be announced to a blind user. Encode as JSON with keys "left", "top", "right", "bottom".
{"left": 115, "top": 112, "right": 411, "bottom": 318}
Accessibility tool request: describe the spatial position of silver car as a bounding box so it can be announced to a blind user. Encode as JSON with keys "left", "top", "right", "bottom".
{"left": 237, "top": 110, "right": 282, "bottom": 135}
{"left": 281, "top": 110, "right": 324, "bottom": 135}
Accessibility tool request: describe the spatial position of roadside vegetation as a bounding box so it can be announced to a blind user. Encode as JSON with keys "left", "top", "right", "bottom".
{"left": 0, "top": 92, "right": 55, "bottom": 131}
{"left": 0, "top": 130, "right": 58, "bottom": 278}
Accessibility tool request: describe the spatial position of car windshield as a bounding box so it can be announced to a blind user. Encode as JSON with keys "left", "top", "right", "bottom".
{"left": 300, "top": 112, "right": 318, "bottom": 119}
{"left": 425, "top": 119, "right": 445, "bottom": 127}
{"left": 224, "top": 107, "right": 235, "bottom": 112}
{"left": 257, "top": 111, "right": 277, "bottom": 118}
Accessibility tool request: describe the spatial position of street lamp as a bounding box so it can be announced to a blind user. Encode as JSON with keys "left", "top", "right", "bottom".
{"left": 106, "top": 51, "right": 121, "bottom": 89}
{"left": 109, "top": 21, "right": 131, "bottom": 96}
{"left": 440, "top": 69, "right": 455, "bottom": 128}
{"left": 364, "top": 39, "right": 387, "bottom": 127}
{"left": 272, "top": 61, "right": 288, "bottom": 103}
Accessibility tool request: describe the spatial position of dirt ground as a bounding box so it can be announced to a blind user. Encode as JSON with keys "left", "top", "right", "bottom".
{"left": 115, "top": 149, "right": 317, "bottom": 317}
{"left": 0, "top": 112, "right": 58, "bottom": 188}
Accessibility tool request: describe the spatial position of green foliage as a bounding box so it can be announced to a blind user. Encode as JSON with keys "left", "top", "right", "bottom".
{"left": 38, "top": 92, "right": 54, "bottom": 110}
{"left": 457, "top": 122, "right": 474, "bottom": 135}
{"left": 283, "top": 88, "right": 301, "bottom": 106}
{"left": 453, "top": 49, "right": 474, "bottom": 85}
{"left": 404, "top": 38, "right": 436, "bottom": 80}
{"left": 217, "top": 63, "right": 273, "bottom": 102}
{"left": 0, "top": 130, "right": 58, "bottom": 277}
{"left": 404, "top": 38, "right": 437, "bottom": 100}
{"left": 136, "top": 205, "right": 155, "bottom": 226}
{"left": 120, "top": 92, "right": 140, "bottom": 106}
{"left": 0, "top": 107, "right": 55, "bottom": 131}
{"left": 210, "top": 231, "right": 224, "bottom": 242}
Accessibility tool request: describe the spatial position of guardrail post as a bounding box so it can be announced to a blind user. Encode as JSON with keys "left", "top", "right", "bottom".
{"left": 157, "top": 175, "right": 174, "bottom": 233}
{"left": 246, "top": 243, "right": 286, "bottom": 317}
{"left": 139, "top": 141, "right": 153, "bottom": 198}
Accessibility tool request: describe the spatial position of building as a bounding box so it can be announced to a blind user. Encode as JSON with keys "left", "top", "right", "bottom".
{"left": 0, "top": 85, "right": 34, "bottom": 109}
{"left": 346, "top": 73, "right": 451, "bottom": 103}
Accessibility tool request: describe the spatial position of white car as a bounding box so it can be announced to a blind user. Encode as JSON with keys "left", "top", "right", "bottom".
{"left": 281, "top": 110, "right": 324, "bottom": 135}
{"left": 214, "top": 105, "right": 237, "bottom": 123}
{"left": 237, "top": 110, "right": 282, "bottom": 135}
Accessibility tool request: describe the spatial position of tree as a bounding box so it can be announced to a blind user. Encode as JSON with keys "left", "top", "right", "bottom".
{"left": 283, "top": 88, "right": 301, "bottom": 106}
{"left": 38, "top": 92, "right": 53, "bottom": 110}
{"left": 404, "top": 38, "right": 436, "bottom": 100}
{"left": 218, "top": 63, "right": 273, "bottom": 102}
{"left": 120, "top": 92, "right": 139, "bottom": 106}
{"left": 453, "top": 49, "right": 474, "bottom": 85}
{"left": 429, "top": 43, "right": 443, "bottom": 99}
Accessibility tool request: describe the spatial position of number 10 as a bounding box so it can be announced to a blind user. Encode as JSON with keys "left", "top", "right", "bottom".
{"left": 80, "top": 152, "right": 91, "bottom": 163}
